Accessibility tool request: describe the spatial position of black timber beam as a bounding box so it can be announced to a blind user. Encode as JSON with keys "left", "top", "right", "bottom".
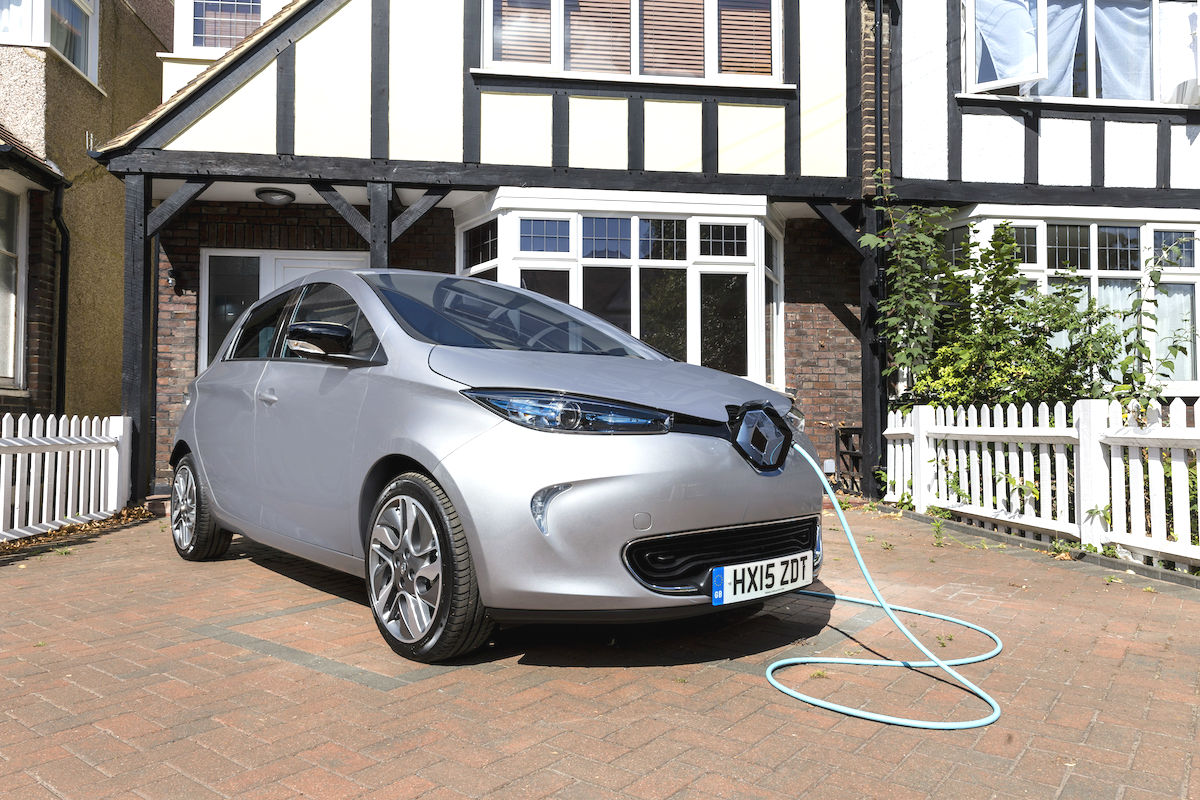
{"left": 121, "top": 175, "right": 155, "bottom": 505}
{"left": 811, "top": 202, "right": 872, "bottom": 261}
{"left": 859, "top": 209, "right": 885, "bottom": 500}
{"left": 390, "top": 187, "right": 449, "bottom": 242}
{"left": 889, "top": 178, "right": 1200, "bottom": 209}
{"left": 102, "top": 150, "right": 861, "bottom": 200}
{"left": 368, "top": 182, "right": 390, "bottom": 268}
{"left": 146, "top": 179, "right": 211, "bottom": 237}
{"left": 313, "top": 181, "right": 370, "bottom": 240}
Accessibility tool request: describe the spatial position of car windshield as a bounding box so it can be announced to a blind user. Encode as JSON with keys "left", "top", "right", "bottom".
{"left": 362, "top": 272, "right": 661, "bottom": 358}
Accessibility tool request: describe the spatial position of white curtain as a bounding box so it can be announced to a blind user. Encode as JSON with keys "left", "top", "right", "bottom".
{"left": 975, "top": 0, "right": 1040, "bottom": 85}
{"left": 1038, "top": 0, "right": 1084, "bottom": 96}
{"left": 1038, "top": 0, "right": 1154, "bottom": 99}
{"left": 1094, "top": 0, "right": 1151, "bottom": 100}
{"left": 1158, "top": 0, "right": 1200, "bottom": 103}
{"left": 0, "top": 0, "right": 31, "bottom": 37}
{"left": 1157, "top": 284, "right": 1197, "bottom": 380}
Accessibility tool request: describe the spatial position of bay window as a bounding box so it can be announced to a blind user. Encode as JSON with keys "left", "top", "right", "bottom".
{"left": 966, "top": 0, "right": 1200, "bottom": 104}
{"left": 963, "top": 213, "right": 1200, "bottom": 388}
{"left": 459, "top": 203, "right": 783, "bottom": 385}
{"left": 0, "top": 183, "right": 25, "bottom": 388}
{"left": 486, "top": 0, "right": 780, "bottom": 82}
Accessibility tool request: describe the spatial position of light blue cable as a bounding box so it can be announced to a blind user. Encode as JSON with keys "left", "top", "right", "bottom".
{"left": 765, "top": 443, "right": 1003, "bottom": 730}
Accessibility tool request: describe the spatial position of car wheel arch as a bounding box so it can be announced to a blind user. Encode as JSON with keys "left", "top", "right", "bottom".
{"left": 359, "top": 454, "right": 435, "bottom": 545}
{"left": 169, "top": 441, "right": 192, "bottom": 469}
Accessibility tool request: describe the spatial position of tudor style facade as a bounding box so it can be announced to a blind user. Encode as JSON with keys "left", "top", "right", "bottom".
{"left": 96, "top": 0, "right": 887, "bottom": 502}
{"left": 895, "top": 0, "right": 1200, "bottom": 391}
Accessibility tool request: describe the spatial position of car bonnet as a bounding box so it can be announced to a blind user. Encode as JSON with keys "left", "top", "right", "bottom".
{"left": 427, "top": 346, "right": 790, "bottom": 422}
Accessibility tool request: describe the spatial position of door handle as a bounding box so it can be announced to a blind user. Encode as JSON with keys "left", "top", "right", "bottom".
{"left": 257, "top": 390, "right": 279, "bottom": 406}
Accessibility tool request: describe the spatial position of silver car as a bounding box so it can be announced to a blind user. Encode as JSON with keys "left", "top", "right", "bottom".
{"left": 170, "top": 269, "right": 824, "bottom": 662}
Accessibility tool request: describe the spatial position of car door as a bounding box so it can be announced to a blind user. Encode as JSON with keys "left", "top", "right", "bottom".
{"left": 254, "top": 281, "right": 384, "bottom": 554}
{"left": 193, "top": 289, "right": 296, "bottom": 528}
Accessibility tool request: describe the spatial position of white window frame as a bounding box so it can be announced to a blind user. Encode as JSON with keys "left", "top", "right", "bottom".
{"left": 198, "top": 249, "right": 368, "bottom": 370}
{"left": 481, "top": 0, "right": 784, "bottom": 87}
{"left": 0, "top": 175, "right": 29, "bottom": 392}
{"left": 963, "top": 0, "right": 1200, "bottom": 104}
{"left": 957, "top": 208, "right": 1200, "bottom": 395}
{"left": 964, "top": 0, "right": 1049, "bottom": 93}
{"left": 455, "top": 199, "right": 781, "bottom": 386}
{"left": 0, "top": 0, "right": 99, "bottom": 81}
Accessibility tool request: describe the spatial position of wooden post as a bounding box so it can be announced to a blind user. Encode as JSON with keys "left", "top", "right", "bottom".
{"left": 859, "top": 207, "right": 886, "bottom": 498}
{"left": 121, "top": 175, "right": 154, "bottom": 506}
{"left": 909, "top": 405, "right": 935, "bottom": 514}
{"left": 1074, "top": 398, "right": 1110, "bottom": 549}
{"left": 368, "top": 182, "right": 390, "bottom": 268}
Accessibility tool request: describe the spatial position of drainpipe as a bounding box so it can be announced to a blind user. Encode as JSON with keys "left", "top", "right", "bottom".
{"left": 52, "top": 183, "right": 69, "bottom": 416}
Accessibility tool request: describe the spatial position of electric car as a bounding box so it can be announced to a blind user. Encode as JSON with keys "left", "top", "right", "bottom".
{"left": 170, "top": 269, "right": 824, "bottom": 662}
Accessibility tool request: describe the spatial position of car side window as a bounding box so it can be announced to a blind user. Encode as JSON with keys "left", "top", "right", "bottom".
{"left": 285, "top": 282, "right": 382, "bottom": 361}
{"left": 229, "top": 291, "right": 293, "bottom": 360}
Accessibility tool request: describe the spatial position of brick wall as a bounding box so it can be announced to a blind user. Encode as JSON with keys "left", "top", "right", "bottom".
{"left": 0, "top": 189, "right": 59, "bottom": 417}
{"left": 783, "top": 218, "right": 863, "bottom": 469}
{"left": 153, "top": 200, "right": 455, "bottom": 490}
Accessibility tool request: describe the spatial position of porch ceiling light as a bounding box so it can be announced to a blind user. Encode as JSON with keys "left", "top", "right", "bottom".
{"left": 255, "top": 187, "right": 296, "bottom": 206}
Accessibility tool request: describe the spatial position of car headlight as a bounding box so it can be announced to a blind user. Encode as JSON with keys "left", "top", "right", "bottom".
{"left": 464, "top": 390, "right": 672, "bottom": 434}
{"left": 786, "top": 406, "right": 805, "bottom": 434}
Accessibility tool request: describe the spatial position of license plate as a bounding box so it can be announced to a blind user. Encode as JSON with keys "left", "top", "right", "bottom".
{"left": 711, "top": 551, "right": 812, "bottom": 605}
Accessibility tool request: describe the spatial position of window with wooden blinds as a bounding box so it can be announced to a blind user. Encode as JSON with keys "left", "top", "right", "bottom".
{"left": 641, "top": 0, "right": 704, "bottom": 77}
{"left": 718, "top": 0, "right": 771, "bottom": 75}
{"left": 566, "top": 0, "right": 631, "bottom": 73}
{"left": 494, "top": 0, "right": 552, "bottom": 63}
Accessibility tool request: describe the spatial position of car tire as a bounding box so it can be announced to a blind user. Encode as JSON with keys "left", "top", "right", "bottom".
{"left": 365, "top": 472, "right": 492, "bottom": 662}
{"left": 170, "top": 454, "right": 232, "bottom": 561}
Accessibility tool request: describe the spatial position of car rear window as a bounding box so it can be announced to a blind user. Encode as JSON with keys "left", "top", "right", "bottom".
{"left": 362, "top": 273, "right": 660, "bottom": 358}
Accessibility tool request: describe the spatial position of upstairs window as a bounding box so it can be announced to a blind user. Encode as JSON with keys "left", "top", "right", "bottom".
{"left": 1, "top": 0, "right": 98, "bottom": 79}
{"left": 193, "top": 0, "right": 261, "bottom": 48}
{"left": 966, "top": 0, "right": 1200, "bottom": 104}
{"left": 487, "top": 0, "right": 778, "bottom": 81}
{"left": 50, "top": 0, "right": 89, "bottom": 72}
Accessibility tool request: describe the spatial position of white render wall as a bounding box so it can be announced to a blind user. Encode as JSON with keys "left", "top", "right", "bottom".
{"left": 797, "top": 0, "right": 846, "bottom": 177}
{"left": 899, "top": 0, "right": 949, "bottom": 180}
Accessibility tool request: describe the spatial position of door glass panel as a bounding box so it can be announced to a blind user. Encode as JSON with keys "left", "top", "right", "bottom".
{"left": 701, "top": 273, "right": 748, "bottom": 375}
{"left": 520, "top": 269, "right": 570, "bottom": 304}
{"left": 208, "top": 256, "right": 260, "bottom": 365}
{"left": 584, "top": 266, "right": 631, "bottom": 331}
{"left": 639, "top": 267, "right": 686, "bottom": 360}
{"left": 764, "top": 277, "right": 777, "bottom": 384}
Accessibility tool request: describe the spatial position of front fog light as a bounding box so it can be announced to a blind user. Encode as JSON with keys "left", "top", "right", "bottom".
{"left": 531, "top": 483, "right": 571, "bottom": 535}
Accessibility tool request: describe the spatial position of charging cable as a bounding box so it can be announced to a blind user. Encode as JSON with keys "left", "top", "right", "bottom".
{"left": 766, "top": 443, "right": 1003, "bottom": 730}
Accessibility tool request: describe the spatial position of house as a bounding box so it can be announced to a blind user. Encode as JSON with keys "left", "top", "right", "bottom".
{"left": 95, "top": 0, "right": 889, "bottom": 503}
{"left": 894, "top": 1, "right": 1200, "bottom": 386}
{"left": 0, "top": 0, "right": 170, "bottom": 417}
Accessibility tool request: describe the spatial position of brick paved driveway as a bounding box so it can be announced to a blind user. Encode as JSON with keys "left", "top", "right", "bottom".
{"left": 2, "top": 507, "right": 1198, "bottom": 799}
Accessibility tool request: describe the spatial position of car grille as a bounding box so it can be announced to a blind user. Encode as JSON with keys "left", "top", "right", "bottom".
{"left": 624, "top": 516, "right": 819, "bottom": 595}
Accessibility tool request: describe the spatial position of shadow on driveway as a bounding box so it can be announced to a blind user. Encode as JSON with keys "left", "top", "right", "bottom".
{"left": 231, "top": 534, "right": 834, "bottom": 669}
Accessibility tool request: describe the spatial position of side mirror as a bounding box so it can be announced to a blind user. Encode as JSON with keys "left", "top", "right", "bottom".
{"left": 285, "top": 321, "right": 353, "bottom": 360}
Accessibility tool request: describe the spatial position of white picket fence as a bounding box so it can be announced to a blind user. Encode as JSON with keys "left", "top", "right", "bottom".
{"left": 884, "top": 398, "right": 1200, "bottom": 572}
{"left": 0, "top": 414, "right": 131, "bottom": 543}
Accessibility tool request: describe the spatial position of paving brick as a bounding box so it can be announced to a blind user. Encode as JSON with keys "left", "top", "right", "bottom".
{"left": 1, "top": 511, "right": 1198, "bottom": 798}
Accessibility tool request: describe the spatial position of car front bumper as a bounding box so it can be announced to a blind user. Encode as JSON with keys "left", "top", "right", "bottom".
{"left": 434, "top": 422, "right": 825, "bottom": 616}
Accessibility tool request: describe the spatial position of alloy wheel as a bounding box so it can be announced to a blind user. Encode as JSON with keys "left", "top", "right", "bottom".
{"left": 171, "top": 465, "right": 197, "bottom": 550}
{"left": 368, "top": 495, "right": 443, "bottom": 643}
